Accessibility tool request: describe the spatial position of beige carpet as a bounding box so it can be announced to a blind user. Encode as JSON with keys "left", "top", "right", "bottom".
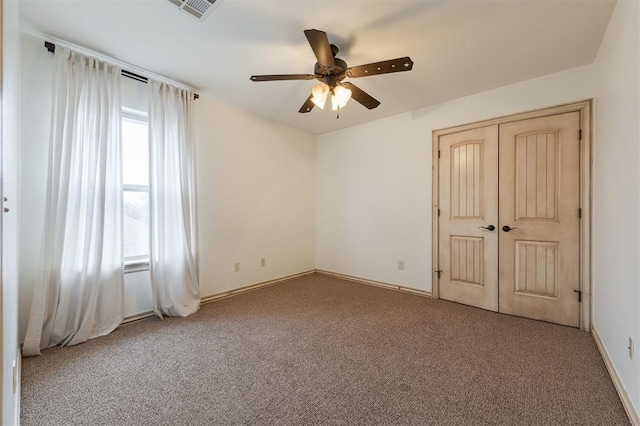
{"left": 21, "top": 273, "right": 628, "bottom": 425}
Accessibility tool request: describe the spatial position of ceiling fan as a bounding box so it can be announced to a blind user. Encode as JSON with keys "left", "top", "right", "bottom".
{"left": 250, "top": 29, "right": 414, "bottom": 115}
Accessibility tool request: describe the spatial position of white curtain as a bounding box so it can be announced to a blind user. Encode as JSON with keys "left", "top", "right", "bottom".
{"left": 148, "top": 80, "right": 200, "bottom": 318}
{"left": 23, "top": 48, "right": 123, "bottom": 356}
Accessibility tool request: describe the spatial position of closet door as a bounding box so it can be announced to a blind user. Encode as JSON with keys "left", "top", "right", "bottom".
{"left": 438, "top": 126, "right": 499, "bottom": 311}
{"left": 498, "top": 112, "right": 580, "bottom": 327}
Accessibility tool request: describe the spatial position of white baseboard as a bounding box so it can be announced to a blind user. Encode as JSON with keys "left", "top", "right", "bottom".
{"left": 11, "top": 346, "right": 22, "bottom": 426}
{"left": 200, "top": 270, "right": 316, "bottom": 304}
{"left": 315, "top": 269, "right": 432, "bottom": 298}
{"left": 122, "top": 270, "right": 317, "bottom": 325}
{"left": 122, "top": 311, "right": 155, "bottom": 325}
{"left": 121, "top": 269, "right": 431, "bottom": 327}
{"left": 592, "top": 326, "right": 639, "bottom": 425}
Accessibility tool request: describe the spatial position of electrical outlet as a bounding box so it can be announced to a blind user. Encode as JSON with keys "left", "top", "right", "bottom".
{"left": 260, "top": 258, "right": 266, "bottom": 267}
{"left": 234, "top": 262, "right": 240, "bottom": 272}
{"left": 629, "top": 337, "right": 634, "bottom": 360}
{"left": 398, "top": 261, "right": 405, "bottom": 271}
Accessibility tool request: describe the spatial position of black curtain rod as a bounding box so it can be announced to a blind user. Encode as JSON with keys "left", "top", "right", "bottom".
{"left": 44, "top": 41, "right": 199, "bottom": 100}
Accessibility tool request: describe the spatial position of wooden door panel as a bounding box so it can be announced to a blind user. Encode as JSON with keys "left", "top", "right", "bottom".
{"left": 515, "top": 241, "right": 558, "bottom": 297}
{"left": 515, "top": 131, "right": 559, "bottom": 221}
{"left": 451, "top": 142, "right": 482, "bottom": 219}
{"left": 498, "top": 112, "right": 580, "bottom": 327}
{"left": 450, "top": 236, "right": 483, "bottom": 285}
{"left": 439, "top": 126, "right": 498, "bottom": 311}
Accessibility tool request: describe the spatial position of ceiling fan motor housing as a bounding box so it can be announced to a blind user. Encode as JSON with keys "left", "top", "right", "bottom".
{"left": 314, "top": 57, "right": 348, "bottom": 86}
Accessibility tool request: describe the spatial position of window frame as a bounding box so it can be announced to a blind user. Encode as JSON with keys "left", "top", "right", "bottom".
{"left": 122, "top": 107, "right": 150, "bottom": 273}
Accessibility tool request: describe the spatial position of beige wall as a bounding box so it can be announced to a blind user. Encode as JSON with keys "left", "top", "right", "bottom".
{"left": 194, "top": 97, "right": 316, "bottom": 298}
{"left": 593, "top": 0, "right": 640, "bottom": 416}
{"left": 18, "top": 33, "right": 316, "bottom": 332}
{"left": 316, "top": 64, "right": 594, "bottom": 292}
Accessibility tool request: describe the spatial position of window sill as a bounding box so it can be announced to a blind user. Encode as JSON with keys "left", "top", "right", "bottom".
{"left": 124, "top": 261, "right": 150, "bottom": 274}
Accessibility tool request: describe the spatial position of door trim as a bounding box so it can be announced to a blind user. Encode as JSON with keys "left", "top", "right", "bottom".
{"left": 432, "top": 100, "right": 592, "bottom": 331}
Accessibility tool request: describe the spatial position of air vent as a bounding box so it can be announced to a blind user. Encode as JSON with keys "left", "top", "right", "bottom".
{"left": 167, "top": 0, "right": 222, "bottom": 21}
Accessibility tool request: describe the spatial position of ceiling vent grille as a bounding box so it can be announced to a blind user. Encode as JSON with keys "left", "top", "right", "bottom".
{"left": 167, "top": 0, "right": 222, "bottom": 21}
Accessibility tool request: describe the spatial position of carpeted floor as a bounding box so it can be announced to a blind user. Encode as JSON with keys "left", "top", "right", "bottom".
{"left": 21, "top": 273, "right": 628, "bottom": 425}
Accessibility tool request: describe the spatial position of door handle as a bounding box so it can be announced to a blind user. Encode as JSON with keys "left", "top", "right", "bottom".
{"left": 478, "top": 225, "right": 495, "bottom": 231}
{"left": 502, "top": 225, "right": 520, "bottom": 232}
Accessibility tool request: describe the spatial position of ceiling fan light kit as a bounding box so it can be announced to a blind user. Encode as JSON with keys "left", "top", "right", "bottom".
{"left": 249, "top": 29, "right": 414, "bottom": 117}
{"left": 311, "top": 83, "right": 352, "bottom": 111}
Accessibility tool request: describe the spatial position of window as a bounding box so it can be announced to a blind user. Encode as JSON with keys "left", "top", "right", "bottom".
{"left": 122, "top": 109, "right": 150, "bottom": 271}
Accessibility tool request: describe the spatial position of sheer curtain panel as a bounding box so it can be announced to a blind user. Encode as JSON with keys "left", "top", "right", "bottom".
{"left": 148, "top": 80, "right": 200, "bottom": 318}
{"left": 23, "top": 48, "right": 124, "bottom": 356}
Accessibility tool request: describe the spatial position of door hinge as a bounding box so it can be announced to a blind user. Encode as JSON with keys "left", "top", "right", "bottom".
{"left": 438, "top": 150, "right": 441, "bottom": 159}
{"left": 579, "top": 129, "right": 582, "bottom": 140}
{"left": 578, "top": 208, "right": 582, "bottom": 219}
{"left": 573, "top": 289, "right": 582, "bottom": 302}
{"left": 435, "top": 270, "right": 442, "bottom": 279}
{"left": 438, "top": 208, "right": 441, "bottom": 217}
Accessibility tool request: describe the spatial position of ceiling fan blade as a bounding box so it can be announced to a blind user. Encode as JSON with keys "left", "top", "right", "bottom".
{"left": 298, "top": 94, "right": 315, "bottom": 113}
{"left": 250, "top": 74, "right": 315, "bottom": 82}
{"left": 342, "top": 82, "right": 381, "bottom": 110}
{"left": 304, "top": 29, "right": 335, "bottom": 68}
{"left": 346, "top": 57, "right": 414, "bottom": 78}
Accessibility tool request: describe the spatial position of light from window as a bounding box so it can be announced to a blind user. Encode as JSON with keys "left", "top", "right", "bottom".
{"left": 122, "top": 113, "right": 149, "bottom": 264}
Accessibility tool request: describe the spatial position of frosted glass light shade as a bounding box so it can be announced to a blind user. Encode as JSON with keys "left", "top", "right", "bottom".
{"left": 331, "top": 85, "right": 352, "bottom": 111}
{"left": 311, "top": 84, "right": 329, "bottom": 109}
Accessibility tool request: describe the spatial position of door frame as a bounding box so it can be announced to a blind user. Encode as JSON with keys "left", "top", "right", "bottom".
{"left": 432, "top": 100, "right": 592, "bottom": 331}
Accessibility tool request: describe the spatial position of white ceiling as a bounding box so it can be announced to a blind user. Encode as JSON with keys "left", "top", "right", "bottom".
{"left": 19, "top": 0, "right": 615, "bottom": 135}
